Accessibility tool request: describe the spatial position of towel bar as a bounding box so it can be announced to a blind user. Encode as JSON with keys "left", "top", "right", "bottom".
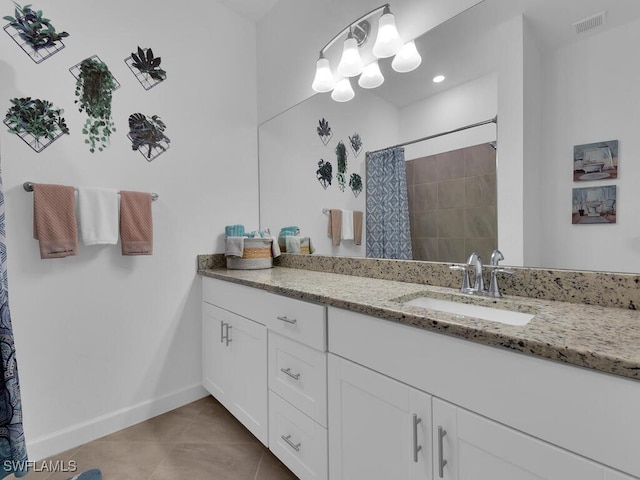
{"left": 23, "top": 182, "right": 159, "bottom": 201}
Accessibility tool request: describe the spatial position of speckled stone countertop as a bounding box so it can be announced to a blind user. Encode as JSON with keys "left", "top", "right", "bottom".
{"left": 198, "top": 258, "right": 640, "bottom": 382}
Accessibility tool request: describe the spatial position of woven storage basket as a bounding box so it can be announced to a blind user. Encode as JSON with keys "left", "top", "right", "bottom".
{"left": 226, "top": 238, "right": 273, "bottom": 270}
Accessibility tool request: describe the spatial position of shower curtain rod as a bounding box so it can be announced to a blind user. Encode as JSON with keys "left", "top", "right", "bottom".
{"left": 366, "top": 115, "right": 497, "bottom": 155}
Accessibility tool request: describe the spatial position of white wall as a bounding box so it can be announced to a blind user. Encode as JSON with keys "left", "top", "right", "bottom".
{"left": 259, "top": 91, "right": 399, "bottom": 256}
{"left": 257, "top": 0, "right": 484, "bottom": 124}
{"left": 535, "top": 17, "right": 640, "bottom": 272}
{"left": 0, "top": 0, "right": 258, "bottom": 459}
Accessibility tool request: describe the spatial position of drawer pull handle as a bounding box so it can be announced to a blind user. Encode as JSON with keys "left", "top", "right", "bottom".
{"left": 225, "top": 325, "right": 232, "bottom": 346}
{"left": 280, "top": 367, "right": 301, "bottom": 380}
{"left": 438, "top": 426, "right": 448, "bottom": 478}
{"left": 277, "top": 316, "right": 297, "bottom": 325}
{"left": 412, "top": 414, "right": 422, "bottom": 462}
{"left": 281, "top": 434, "right": 301, "bottom": 452}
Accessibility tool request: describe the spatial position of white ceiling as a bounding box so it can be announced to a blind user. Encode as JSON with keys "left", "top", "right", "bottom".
{"left": 216, "top": 0, "right": 279, "bottom": 22}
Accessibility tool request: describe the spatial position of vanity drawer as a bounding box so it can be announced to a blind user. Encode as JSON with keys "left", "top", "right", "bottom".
{"left": 269, "top": 391, "right": 328, "bottom": 480}
{"left": 203, "top": 277, "right": 326, "bottom": 350}
{"left": 269, "top": 332, "right": 327, "bottom": 426}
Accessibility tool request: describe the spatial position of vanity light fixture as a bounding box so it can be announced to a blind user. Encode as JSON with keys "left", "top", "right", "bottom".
{"left": 311, "top": 3, "right": 421, "bottom": 101}
{"left": 331, "top": 78, "right": 356, "bottom": 102}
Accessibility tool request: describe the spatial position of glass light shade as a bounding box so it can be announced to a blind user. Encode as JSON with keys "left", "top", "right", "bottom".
{"left": 391, "top": 40, "right": 422, "bottom": 73}
{"left": 312, "top": 56, "right": 335, "bottom": 92}
{"left": 331, "top": 78, "right": 355, "bottom": 102}
{"left": 358, "top": 61, "right": 384, "bottom": 89}
{"left": 337, "top": 35, "right": 364, "bottom": 77}
{"left": 372, "top": 11, "right": 403, "bottom": 58}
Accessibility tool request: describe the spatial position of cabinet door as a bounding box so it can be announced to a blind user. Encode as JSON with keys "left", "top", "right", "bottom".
{"left": 328, "top": 354, "right": 432, "bottom": 480}
{"left": 432, "top": 398, "right": 602, "bottom": 480}
{"left": 227, "top": 308, "right": 268, "bottom": 445}
{"left": 202, "top": 303, "right": 233, "bottom": 403}
{"left": 202, "top": 302, "right": 268, "bottom": 445}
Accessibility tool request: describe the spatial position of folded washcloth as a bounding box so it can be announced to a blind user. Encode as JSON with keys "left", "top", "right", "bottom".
{"left": 225, "top": 225, "right": 245, "bottom": 237}
{"left": 327, "top": 209, "right": 342, "bottom": 246}
{"left": 271, "top": 238, "right": 281, "bottom": 258}
{"left": 32, "top": 183, "right": 78, "bottom": 259}
{"left": 120, "top": 191, "right": 153, "bottom": 256}
{"left": 342, "top": 209, "right": 354, "bottom": 240}
{"left": 225, "top": 237, "right": 244, "bottom": 257}
{"left": 353, "top": 210, "right": 363, "bottom": 246}
{"left": 78, "top": 187, "right": 119, "bottom": 245}
{"left": 279, "top": 226, "right": 300, "bottom": 237}
{"left": 285, "top": 236, "right": 301, "bottom": 254}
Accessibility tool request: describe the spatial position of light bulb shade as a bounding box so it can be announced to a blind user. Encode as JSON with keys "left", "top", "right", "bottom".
{"left": 337, "top": 35, "right": 364, "bottom": 77}
{"left": 358, "top": 61, "right": 384, "bottom": 89}
{"left": 372, "top": 11, "right": 403, "bottom": 58}
{"left": 391, "top": 40, "right": 422, "bottom": 73}
{"left": 331, "top": 78, "right": 355, "bottom": 102}
{"left": 312, "top": 56, "right": 335, "bottom": 92}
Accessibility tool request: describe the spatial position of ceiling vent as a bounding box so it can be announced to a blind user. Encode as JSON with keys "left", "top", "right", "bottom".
{"left": 573, "top": 11, "right": 607, "bottom": 34}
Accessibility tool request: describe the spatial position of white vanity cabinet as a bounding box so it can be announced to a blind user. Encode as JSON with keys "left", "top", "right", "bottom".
{"left": 202, "top": 295, "right": 268, "bottom": 445}
{"left": 431, "top": 398, "right": 603, "bottom": 480}
{"left": 328, "top": 306, "right": 640, "bottom": 479}
{"left": 202, "top": 277, "right": 328, "bottom": 480}
{"left": 328, "top": 354, "right": 432, "bottom": 480}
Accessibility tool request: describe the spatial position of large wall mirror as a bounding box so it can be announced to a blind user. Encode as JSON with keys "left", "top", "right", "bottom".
{"left": 259, "top": 0, "right": 640, "bottom": 274}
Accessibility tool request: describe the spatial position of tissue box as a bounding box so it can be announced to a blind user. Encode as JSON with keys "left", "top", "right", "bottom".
{"left": 226, "top": 238, "right": 273, "bottom": 270}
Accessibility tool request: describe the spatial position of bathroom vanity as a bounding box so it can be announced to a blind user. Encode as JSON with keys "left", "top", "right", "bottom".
{"left": 199, "top": 259, "right": 640, "bottom": 480}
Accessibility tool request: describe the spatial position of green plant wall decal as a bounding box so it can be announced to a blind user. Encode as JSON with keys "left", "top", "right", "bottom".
{"left": 316, "top": 159, "right": 332, "bottom": 189}
{"left": 4, "top": 96, "right": 69, "bottom": 151}
{"left": 74, "top": 57, "right": 117, "bottom": 153}
{"left": 317, "top": 118, "right": 332, "bottom": 145}
{"left": 127, "top": 113, "right": 170, "bottom": 161}
{"left": 130, "top": 47, "right": 166, "bottom": 81}
{"left": 349, "top": 173, "right": 363, "bottom": 197}
{"left": 335, "top": 140, "right": 348, "bottom": 191}
{"left": 3, "top": 3, "right": 69, "bottom": 50}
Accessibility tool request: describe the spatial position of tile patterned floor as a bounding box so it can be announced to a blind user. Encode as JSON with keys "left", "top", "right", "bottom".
{"left": 17, "top": 396, "right": 298, "bottom": 480}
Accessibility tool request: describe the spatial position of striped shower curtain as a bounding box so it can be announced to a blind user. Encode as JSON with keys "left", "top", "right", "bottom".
{"left": 366, "top": 147, "right": 413, "bottom": 259}
{"left": 0, "top": 161, "right": 27, "bottom": 478}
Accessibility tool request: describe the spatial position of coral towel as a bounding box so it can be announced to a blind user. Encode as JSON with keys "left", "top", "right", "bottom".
{"left": 32, "top": 183, "right": 78, "bottom": 259}
{"left": 119, "top": 191, "right": 153, "bottom": 255}
{"left": 78, "top": 187, "right": 119, "bottom": 245}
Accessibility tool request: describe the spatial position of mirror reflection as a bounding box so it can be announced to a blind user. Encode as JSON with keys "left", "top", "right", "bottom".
{"left": 259, "top": 0, "right": 640, "bottom": 273}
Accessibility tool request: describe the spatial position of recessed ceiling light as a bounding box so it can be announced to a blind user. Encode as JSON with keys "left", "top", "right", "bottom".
{"left": 433, "top": 75, "right": 445, "bottom": 83}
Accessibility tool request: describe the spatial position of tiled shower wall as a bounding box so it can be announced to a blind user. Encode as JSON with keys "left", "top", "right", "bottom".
{"left": 405, "top": 143, "right": 497, "bottom": 263}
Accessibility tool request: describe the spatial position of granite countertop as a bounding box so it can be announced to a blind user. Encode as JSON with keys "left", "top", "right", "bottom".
{"left": 199, "top": 266, "right": 640, "bottom": 382}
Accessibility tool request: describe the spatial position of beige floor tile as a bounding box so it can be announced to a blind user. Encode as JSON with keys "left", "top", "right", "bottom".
{"left": 97, "top": 408, "right": 196, "bottom": 443}
{"left": 179, "top": 405, "right": 260, "bottom": 444}
{"left": 44, "top": 441, "right": 174, "bottom": 480}
{"left": 255, "top": 451, "right": 298, "bottom": 480}
{"left": 149, "top": 442, "right": 264, "bottom": 480}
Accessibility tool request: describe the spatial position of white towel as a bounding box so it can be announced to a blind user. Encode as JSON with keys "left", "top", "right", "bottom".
{"left": 77, "top": 187, "right": 119, "bottom": 245}
{"left": 341, "top": 209, "right": 354, "bottom": 240}
{"left": 285, "top": 236, "right": 301, "bottom": 253}
{"left": 225, "top": 237, "right": 244, "bottom": 257}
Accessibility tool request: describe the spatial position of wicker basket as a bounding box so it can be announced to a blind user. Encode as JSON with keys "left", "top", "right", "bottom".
{"left": 226, "top": 238, "right": 273, "bottom": 270}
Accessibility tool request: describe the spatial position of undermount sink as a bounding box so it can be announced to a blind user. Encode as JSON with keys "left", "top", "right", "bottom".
{"left": 402, "top": 296, "right": 535, "bottom": 326}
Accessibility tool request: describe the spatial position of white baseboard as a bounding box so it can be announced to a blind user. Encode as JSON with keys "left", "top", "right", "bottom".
{"left": 27, "top": 383, "right": 209, "bottom": 461}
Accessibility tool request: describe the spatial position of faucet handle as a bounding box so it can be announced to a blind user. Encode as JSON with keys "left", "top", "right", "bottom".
{"left": 488, "top": 268, "right": 515, "bottom": 298}
{"left": 450, "top": 265, "right": 471, "bottom": 293}
{"left": 490, "top": 249, "right": 504, "bottom": 266}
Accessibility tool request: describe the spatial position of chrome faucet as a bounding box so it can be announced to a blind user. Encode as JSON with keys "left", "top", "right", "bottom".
{"left": 467, "top": 252, "right": 484, "bottom": 293}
